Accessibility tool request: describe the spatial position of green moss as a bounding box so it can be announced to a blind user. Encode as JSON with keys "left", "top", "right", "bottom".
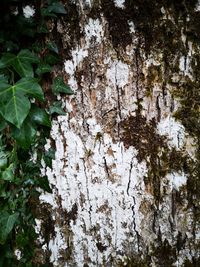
{"left": 184, "top": 258, "right": 200, "bottom": 267}
{"left": 151, "top": 238, "right": 176, "bottom": 267}
{"left": 89, "top": 0, "right": 195, "bottom": 53}
{"left": 116, "top": 256, "right": 149, "bottom": 267}
{"left": 120, "top": 113, "right": 188, "bottom": 204}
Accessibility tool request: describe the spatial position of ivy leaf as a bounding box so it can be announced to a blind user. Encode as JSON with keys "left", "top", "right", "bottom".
{"left": 52, "top": 76, "right": 73, "bottom": 95}
{"left": 30, "top": 106, "right": 51, "bottom": 127}
{"left": 47, "top": 42, "right": 59, "bottom": 54}
{"left": 0, "top": 78, "right": 44, "bottom": 128}
{"left": 0, "top": 75, "right": 8, "bottom": 83}
{"left": 40, "top": 8, "right": 57, "bottom": 18}
{"left": 37, "top": 175, "right": 52, "bottom": 193}
{"left": 1, "top": 164, "right": 15, "bottom": 181}
{"left": 0, "top": 114, "right": 7, "bottom": 131}
{"left": 11, "top": 50, "right": 39, "bottom": 78}
{"left": 0, "top": 88, "right": 30, "bottom": 129}
{"left": 36, "top": 63, "right": 52, "bottom": 76}
{"left": 13, "top": 59, "right": 34, "bottom": 77}
{"left": 15, "top": 78, "right": 44, "bottom": 101}
{"left": 37, "top": 20, "right": 50, "bottom": 33}
{"left": 43, "top": 147, "right": 55, "bottom": 168}
{"left": 47, "top": 2, "right": 67, "bottom": 14}
{"left": 0, "top": 53, "right": 15, "bottom": 69}
{"left": 0, "top": 151, "right": 7, "bottom": 169}
{"left": 0, "top": 212, "right": 19, "bottom": 244}
{"left": 0, "top": 50, "right": 39, "bottom": 78}
{"left": 17, "top": 49, "right": 39, "bottom": 64}
{"left": 12, "top": 118, "right": 37, "bottom": 150}
{"left": 44, "top": 53, "right": 60, "bottom": 65}
{"left": 49, "top": 101, "right": 66, "bottom": 115}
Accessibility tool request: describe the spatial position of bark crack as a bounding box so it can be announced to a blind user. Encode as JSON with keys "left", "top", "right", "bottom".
{"left": 103, "top": 156, "right": 110, "bottom": 179}
{"left": 127, "top": 158, "right": 140, "bottom": 252}
{"left": 115, "top": 62, "right": 122, "bottom": 138}
{"left": 82, "top": 159, "right": 92, "bottom": 226}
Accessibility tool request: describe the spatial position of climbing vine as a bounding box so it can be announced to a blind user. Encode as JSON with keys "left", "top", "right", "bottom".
{"left": 0, "top": 0, "right": 72, "bottom": 265}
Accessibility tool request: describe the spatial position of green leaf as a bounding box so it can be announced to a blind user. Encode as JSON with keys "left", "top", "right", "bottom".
{"left": 47, "top": 2, "right": 67, "bottom": 14}
{"left": 0, "top": 151, "right": 7, "bottom": 169}
{"left": 47, "top": 42, "right": 59, "bottom": 54}
{"left": 0, "top": 75, "right": 8, "bottom": 83}
{"left": 0, "top": 50, "right": 39, "bottom": 78}
{"left": 52, "top": 76, "right": 73, "bottom": 95}
{"left": 0, "top": 212, "right": 19, "bottom": 244}
{"left": 44, "top": 53, "right": 60, "bottom": 65}
{"left": 37, "top": 20, "right": 49, "bottom": 33}
{"left": 1, "top": 164, "right": 15, "bottom": 181}
{"left": 15, "top": 78, "right": 44, "bottom": 101}
{"left": 37, "top": 175, "right": 52, "bottom": 193}
{"left": 17, "top": 49, "right": 39, "bottom": 64}
{"left": 49, "top": 101, "right": 66, "bottom": 115}
{"left": 40, "top": 8, "right": 57, "bottom": 18}
{"left": 0, "top": 89, "right": 30, "bottom": 129}
{"left": 36, "top": 63, "right": 52, "bottom": 76}
{"left": 11, "top": 58, "right": 33, "bottom": 78}
{"left": 0, "top": 115, "right": 7, "bottom": 131}
{"left": 0, "top": 53, "right": 15, "bottom": 69}
{"left": 43, "top": 147, "right": 55, "bottom": 168}
{"left": 0, "top": 78, "right": 44, "bottom": 128}
{"left": 30, "top": 106, "right": 51, "bottom": 127}
{"left": 12, "top": 118, "right": 37, "bottom": 150}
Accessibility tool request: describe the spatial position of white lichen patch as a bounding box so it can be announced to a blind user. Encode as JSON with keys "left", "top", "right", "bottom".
{"left": 64, "top": 48, "right": 88, "bottom": 90}
{"left": 106, "top": 60, "right": 129, "bottom": 88}
{"left": 40, "top": 116, "right": 152, "bottom": 266}
{"left": 114, "top": 0, "right": 125, "bottom": 9}
{"left": 168, "top": 172, "right": 187, "bottom": 191}
{"left": 23, "top": 5, "right": 35, "bottom": 18}
{"left": 128, "top": 21, "right": 136, "bottom": 34}
{"left": 48, "top": 226, "right": 68, "bottom": 265}
{"left": 84, "top": 18, "right": 103, "bottom": 45}
{"left": 157, "top": 115, "right": 185, "bottom": 149}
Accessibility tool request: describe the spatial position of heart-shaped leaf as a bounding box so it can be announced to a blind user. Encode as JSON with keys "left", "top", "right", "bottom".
{"left": 36, "top": 63, "right": 52, "bottom": 75}
{"left": 0, "top": 49, "right": 39, "bottom": 78}
{"left": 0, "top": 53, "right": 15, "bottom": 69}
{"left": 1, "top": 164, "right": 15, "bottom": 181}
{"left": 49, "top": 101, "right": 66, "bottom": 115}
{"left": 47, "top": 42, "right": 59, "bottom": 54}
{"left": 52, "top": 76, "right": 73, "bottom": 95}
{"left": 0, "top": 212, "right": 19, "bottom": 244}
{"left": 17, "top": 49, "right": 39, "bottom": 64}
{"left": 47, "top": 2, "right": 67, "bottom": 14}
{"left": 30, "top": 106, "right": 51, "bottom": 127}
{"left": 0, "top": 151, "right": 7, "bottom": 169}
{"left": 0, "top": 78, "right": 43, "bottom": 128}
{"left": 37, "top": 175, "right": 52, "bottom": 193}
{"left": 12, "top": 118, "right": 37, "bottom": 149}
{"left": 0, "top": 114, "right": 7, "bottom": 131}
{"left": 0, "top": 89, "right": 30, "bottom": 129}
{"left": 15, "top": 78, "right": 44, "bottom": 101}
{"left": 40, "top": 8, "right": 57, "bottom": 18}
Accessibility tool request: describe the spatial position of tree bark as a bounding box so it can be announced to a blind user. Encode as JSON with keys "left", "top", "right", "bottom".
{"left": 36, "top": 1, "right": 200, "bottom": 266}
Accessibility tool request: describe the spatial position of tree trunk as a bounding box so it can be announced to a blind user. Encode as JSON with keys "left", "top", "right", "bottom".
{"left": 36, "top": 1, "right": 200, "bottom": 266}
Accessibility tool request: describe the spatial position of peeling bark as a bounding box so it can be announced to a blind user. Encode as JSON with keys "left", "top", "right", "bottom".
{"left": 36, "top": 1, "right": 200, "bottom": 266}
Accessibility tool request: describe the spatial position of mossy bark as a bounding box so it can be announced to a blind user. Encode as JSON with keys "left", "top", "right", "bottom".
{"left": 37, "top": 1, "right": 200, "bottom": 266}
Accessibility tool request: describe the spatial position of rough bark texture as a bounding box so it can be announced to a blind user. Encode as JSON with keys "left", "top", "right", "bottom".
{"left": 36, "top": 1, "right": 200, "bottom": 266}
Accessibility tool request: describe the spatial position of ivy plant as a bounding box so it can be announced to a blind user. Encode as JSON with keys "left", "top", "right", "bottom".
{"left": 0, "top": 0, "right": 72, "bottom": 266}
